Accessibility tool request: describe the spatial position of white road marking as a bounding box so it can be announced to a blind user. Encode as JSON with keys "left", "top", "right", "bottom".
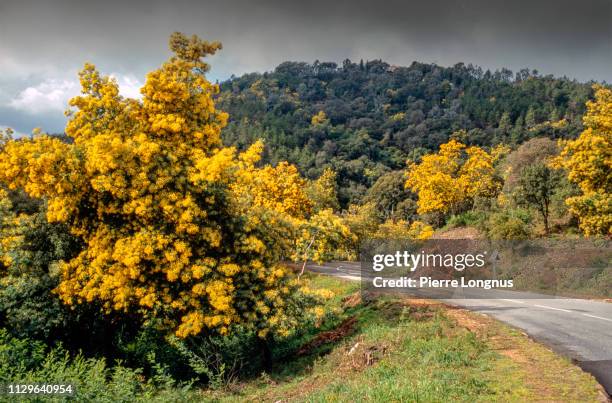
{"left": 311, "top": 264, "right": 612, "bottom": 325}
{"left": 500, "top": 299, "right": 526, "bottom": 304}
{"left": 581, "top": 313, "right": 612, "bottom": 323}
{"left": 482, "top": 299, "right": 612, "bottom": 323}
{"left": 533, "top": 304, "right": 572, "bottom": 313}
{"left": 339, "top": 275, "right": 361, "bottom": 281}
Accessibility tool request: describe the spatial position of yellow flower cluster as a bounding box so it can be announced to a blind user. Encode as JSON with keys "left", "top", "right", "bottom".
{"left": 373, "top": 219, "right": 434, "bottom": 240}
{"left": 553, "top": 86, "right": 611, "bottom": 236}
{"left": 0, "top": 189, "right": 32, "bottom": 268}
{"left": 292, "top": 209, "right": 355, "bottom": 264}
{"left": 0, "top": 33, "right": 324, "bottom": 339}
{"left": 406, "top": 139, "right": 504, "bottom": 215}
{"left": 311, "top": 110, "right": 329, "bottom": 126}
{"left": 306, "top": 168, "right": 339, "bottom": 211}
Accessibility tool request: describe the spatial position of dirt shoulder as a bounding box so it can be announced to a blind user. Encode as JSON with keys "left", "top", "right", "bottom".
{"left": 442, "top": 302, "right": 610, "bottom": 402}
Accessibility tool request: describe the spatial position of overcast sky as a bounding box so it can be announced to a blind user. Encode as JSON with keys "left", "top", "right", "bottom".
{"left": 1, "top": 0, "right": 610, "bottom": 134}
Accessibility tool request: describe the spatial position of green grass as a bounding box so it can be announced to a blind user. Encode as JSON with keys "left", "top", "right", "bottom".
{"left": 205, "top": 274, "right": 604, "bottom": 402}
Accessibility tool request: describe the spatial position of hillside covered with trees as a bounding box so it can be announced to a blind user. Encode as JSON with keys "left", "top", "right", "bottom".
{"left": 218, "top": 60, "right": 595, "bottom": 206}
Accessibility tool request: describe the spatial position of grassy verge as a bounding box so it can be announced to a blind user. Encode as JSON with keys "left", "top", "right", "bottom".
{"left": 205, "top": 274, "right": 605, "bottom": 402}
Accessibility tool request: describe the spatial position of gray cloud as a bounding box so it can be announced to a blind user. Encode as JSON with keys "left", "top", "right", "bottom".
{"left": 1, "top": 0, "right": 610, "bottom": 133}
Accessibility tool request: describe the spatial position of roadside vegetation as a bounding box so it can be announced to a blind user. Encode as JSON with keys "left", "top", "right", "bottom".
{"left": 0, "top": 32, "right": 609, "bottom": 400}
{"left": 206, "top": 274, "right": 604, "bottom": 402}
{"left": 2, "top": 274, "right": 602, "bottom": 402}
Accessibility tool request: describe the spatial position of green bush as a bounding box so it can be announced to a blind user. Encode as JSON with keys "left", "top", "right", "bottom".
{"left": 167, "top": 328, "right": 260, "bottom": 389}
{"left": 486, "top": 209, "right": 533, "bottom": 240}
{"left": 1, "top": 202, "right": 144, "bottom": 358}
{"left": 0, "top": 329, "right": 197, "bottom": 402}
{"left": 446, "top": 211, "right": 487, "bottom": 229}
{"left": 0, "top": 209, "right": 81, "bottom": 341}
{"left": 119, "top": 320, "right": 264, "bottom": 389}
{"left": 0, "top": 329, "right": 46, "bottom": 379}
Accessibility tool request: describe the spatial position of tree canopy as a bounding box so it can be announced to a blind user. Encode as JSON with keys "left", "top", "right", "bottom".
{"left": 0, "top": 33, "right": 327, "bottom": 339}
{"left": 553, "top": 86, "right": 612, "bottom": 235}
{"left": 218, "top": 60, "right": 593, "bottom": 207}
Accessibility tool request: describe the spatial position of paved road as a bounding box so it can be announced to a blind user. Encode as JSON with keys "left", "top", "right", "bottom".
{"left": 303, "top": 261, "right": 612, "bottom": 396}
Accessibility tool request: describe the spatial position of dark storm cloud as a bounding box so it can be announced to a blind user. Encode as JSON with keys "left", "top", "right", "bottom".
{"left": 0, "top": 0, "right": 610, "bottom": 133}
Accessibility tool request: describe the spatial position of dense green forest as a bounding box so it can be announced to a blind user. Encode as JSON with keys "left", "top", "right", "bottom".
{"left": 218, "top": 60, "right": 594, "bottom": 206}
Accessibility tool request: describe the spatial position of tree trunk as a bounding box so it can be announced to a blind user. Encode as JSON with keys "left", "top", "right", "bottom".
{"left": 297, "top": 234, "right": 317, "bottom": 281}
{"left": 542, "top": 200, "right": 550, "bottom": 234}
{"left": 259, "top": 336, "right": 272, "bottom": 370}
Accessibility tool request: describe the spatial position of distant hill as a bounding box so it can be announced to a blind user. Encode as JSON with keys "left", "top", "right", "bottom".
{"left": 217, "top": 60, "right": 595, "bottom": 206}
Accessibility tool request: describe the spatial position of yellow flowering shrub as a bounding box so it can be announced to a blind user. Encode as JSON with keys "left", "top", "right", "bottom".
{"left": 373, "top": 219, "right": 434, "bottom": 240}
{"left": 306, "top": 167, "right": 340, "bottom": 212}
{"left": 340, "top": 202, "right": 380, "bottom": 258}
{"left": 0, "top": 189, "right": 30, "bottom": 268}
{"left": 0, "top": 33, "right": 324, "bottom": 339}
{"left": 293, "top": 209, "right": 355, "bottom": 265}
{"left": 230, "top": 141, "right": 312, "bottom": 219}
{"left": 405, "top": 139, "right": 505, "bottom": 215}
{"left": 553, "top": 86, "right": 612, "bottom": 236}
{"left": 311, "top": 111, "right": 329, "bottom": 126}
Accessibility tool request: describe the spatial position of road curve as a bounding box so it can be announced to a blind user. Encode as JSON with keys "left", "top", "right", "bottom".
{"left": 302, "top": 261, "right": 612, "bottom": 396}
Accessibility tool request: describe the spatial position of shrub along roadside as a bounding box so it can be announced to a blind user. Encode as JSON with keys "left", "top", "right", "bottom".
{"left": 0, "top": 273, "right": 347, "bottom": 401}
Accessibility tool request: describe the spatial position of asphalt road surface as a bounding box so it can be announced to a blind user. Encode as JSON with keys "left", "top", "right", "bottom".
{"left": 303, "top": 261, "right": 612, "bottom": 396}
